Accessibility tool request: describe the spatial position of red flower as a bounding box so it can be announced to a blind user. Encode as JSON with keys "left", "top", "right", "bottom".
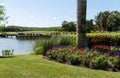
{"left": 72, "top": 47, "right": 76, "bottom": 53}
{"left": 49, "top": 49, "right": 52, "bottom": 52}
{"left": 80, "top": 48, "right": 86, "bottom": 51}
{"left": 103, "top": 45, "right": 109, "bottom": 50}
{"left": 93, "top": 45, "right": 99, "bottom": 49}
{"left": 118, "top": 56, "right": 120, "bottom": 60}
{"left": 88, "top": 56, "right": 93, "bottom": 60}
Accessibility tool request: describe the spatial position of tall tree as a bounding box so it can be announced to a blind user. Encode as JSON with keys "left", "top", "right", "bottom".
{"left": 0, "top": 4, "right": 8, "bottom": 28}
{"left": 76, "top": 0, "right": 87, "bottom": 48}
{"left": 107, "top": 11, "right": 120, "bottom": 31}
{"left": 95, "top": 11, "right": 110, "bottom": 31}
{"left": 62, "top": 21, "right": 76, "bottom": 32}
{"left": 86, "top": 19, "right": 94, "bottom": 33}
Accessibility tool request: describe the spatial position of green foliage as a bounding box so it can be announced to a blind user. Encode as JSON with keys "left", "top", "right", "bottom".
{"left": 41, "top": 39, "right": 54, "bottom": 56}
{"left": 95, "top": 11, "right": 120, "bottom": 31}
{"left": 61, "top": 20, "right": 94, "bottom": 33}
{"left": 45, "top": 46, "right": 120, "bottom": 71}
{"left": 55, "top": 27, "right": 63, "bottom": 31}
{"left": 62, "top": 21, "right": 76, "bottom": 32}
{"left": 33, "top": 39, "right": 53, "bottom": 56}
{"left": 58, "top": 35, "right": 72, "bottom": 46}
{"left": 0, "top": 4, "right": 8, "bottom": 26}
{"left": 90, "top": 54, "right": 108, "bottom": 69}
{"left": 46, "top": 49, "right": 57, "bottom": 60}
{"left": 34, "top": 35, "right": 72, "bottom": 55}
{"left": 1, "top": 25, "right": 59, "bottom": 32}
{"left": 2, "top": 49, "right": 14, "bottom": 56}
{"left": 57, "top": 52, "right": 68, "bottom": 63}
{"left": 34, "top": 46, "right": 43, "bottom": 55}
{"left": 86, "top": 19, "right": 94, "bottom": 33}
{"left": 107, "top": 11, "right": 120, "bottom": 31}
{"left": 107, "top": 56, "right": 119, "bottom": 68}
{"left": 72, "top": 34, "right": 120, "bottom": 47}
{"left": 69, "top": 53, "right": 81, "bottom": 65}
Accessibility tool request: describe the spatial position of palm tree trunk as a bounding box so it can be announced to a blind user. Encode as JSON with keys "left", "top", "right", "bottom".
{"left": 76, "top": 0, "right": 87, "bottom": 48}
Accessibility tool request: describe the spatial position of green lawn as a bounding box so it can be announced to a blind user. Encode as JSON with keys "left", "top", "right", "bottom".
{"left": 87, "top": 32, "right": 120, "bottom": 36}
{"left": 5, "top": 31, "right": 56, "bottom": 35}
{"left": 0, "top": 55, "right": 120, "bottom": 78}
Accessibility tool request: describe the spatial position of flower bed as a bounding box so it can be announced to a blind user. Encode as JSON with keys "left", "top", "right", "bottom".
{"left": 45, "top": 45, "right": 120, "bottom": 72}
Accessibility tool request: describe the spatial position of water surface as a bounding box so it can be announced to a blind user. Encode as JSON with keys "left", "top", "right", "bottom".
{"left": 0, "top": 37, "right": 34, "bottom": 55}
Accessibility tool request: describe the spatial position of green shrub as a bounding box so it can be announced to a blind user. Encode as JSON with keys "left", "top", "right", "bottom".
{"left": 34, "top": 46, "right": 43, "bottom": 55}
{"left": 81, "top": 52, "right": 98, "bottom": 67}
{"left": 57, "top": 52, "right": 68, "bottom": 63}
{"left": 42, "top": 39, "right": 54, "bottom": 56}
{"left": 34, "top": 35, "right": 72, "bottom": 55}
{"left": 46, "top": 49, "right": 57, "bottom": 60}
{"left": 69, "top": 53, "right": 81, "bottom": 65}
{"left": 107, "top": 56, "right": 119, "bottom": 68}
{"left": 58, "top": 35, "right": 72, "bottom": 46}
{"left": 72, "top": 35, "right": 120, "bottom": 47}
{"left": 90, "top": 54, "right": 108, "bottom": 69}
{"left": 2, "top": 49, "right": 14, "bottom": 56}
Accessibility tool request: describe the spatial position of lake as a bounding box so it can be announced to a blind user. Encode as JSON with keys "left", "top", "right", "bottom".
{"left": 0, "top": 37, "right": 35, "bottom": 55}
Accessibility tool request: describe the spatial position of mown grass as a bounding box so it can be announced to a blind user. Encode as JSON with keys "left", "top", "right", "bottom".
{"left": 0, "top": 55, "right": 120, "bottom": 78}
{"left": 4, "top": 31, "right": 120, "bottom": 36}
{"left": 4, "top": 31, "right": 56, "bottom": 35}
{"left": 87, "top": 32, "right": 120, "bottom": 36}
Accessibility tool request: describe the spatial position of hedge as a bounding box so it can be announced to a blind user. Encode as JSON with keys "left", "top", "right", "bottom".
{"left": 72, "top": 35, "right": 120, "bottom": 47}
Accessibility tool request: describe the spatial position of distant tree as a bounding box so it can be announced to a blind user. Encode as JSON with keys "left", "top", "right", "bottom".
{"left": 86, "top": 19, "right": 94, "bottom": 33}
{"left": 62, "top": 21, "right": 76, "bottom": 32}
{"left": 55, "top": 27, "right": 63, "bottom": 31}
{"left": 95, "top": 11, "right": 110, "bottom": 31}
{"left": 67, "top": 21, "right": 76, "bottom": 32}
{"left": 107, "top": 11, "right": 120, "bottom": 31}
{"left": 95, "top": 11, "right": 120, "bottom": 31}
{"left": 62, "top": 21, "right": 68, "bottom": 31}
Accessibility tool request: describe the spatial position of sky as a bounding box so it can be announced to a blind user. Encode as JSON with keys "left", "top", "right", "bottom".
{"left": 1, "top": 0, "right": 120, "bottom": 27}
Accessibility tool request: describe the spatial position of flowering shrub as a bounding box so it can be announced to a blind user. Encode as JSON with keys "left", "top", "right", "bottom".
{"left": 46, "top": 46, "right": 120, "bottom": 71}
{"left": 90, "top": 54, "right": 108, "bottom": 69}
{"left": 69, "top": 53, "right": 81, "bottom": 65}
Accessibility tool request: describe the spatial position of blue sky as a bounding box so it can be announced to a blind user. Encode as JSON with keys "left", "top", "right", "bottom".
{"left": 2, "top": 0, "right": 120, "bottom": 27}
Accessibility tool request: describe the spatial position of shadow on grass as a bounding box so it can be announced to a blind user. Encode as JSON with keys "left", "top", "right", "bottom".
{"left": 0, "top": 56, "right": 15, "bottom": 58}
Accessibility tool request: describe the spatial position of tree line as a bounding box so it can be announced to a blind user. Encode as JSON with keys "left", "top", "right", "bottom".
{"left": 61, "top": 19, "right": 94, "bottom": 33}
{"left": 61, "top": 11, "right": 120, "bottom": 32}
{"left": 0, "top": 26, "right": 59, "bottom": 32}
{"left": 95, "top": 11, "right": 120, "bottom": 31}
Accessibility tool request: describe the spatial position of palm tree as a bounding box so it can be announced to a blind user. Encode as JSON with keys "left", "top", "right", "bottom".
{"left": 76, "top": 0, "right": 87, "bottom": 48}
